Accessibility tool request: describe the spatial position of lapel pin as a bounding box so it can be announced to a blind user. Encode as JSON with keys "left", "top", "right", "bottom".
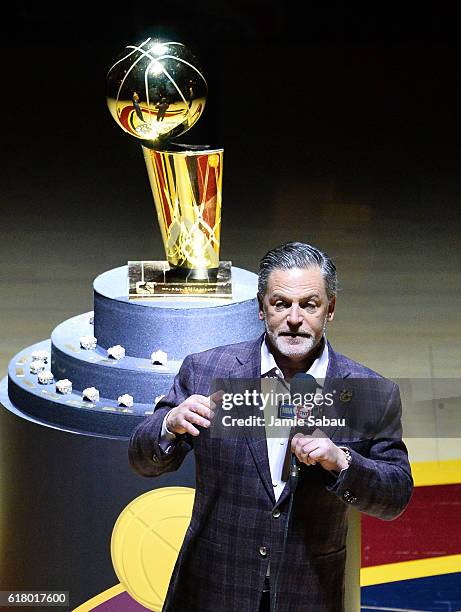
{"left": 339, "top": 389, "right": 353, "bottom": 403}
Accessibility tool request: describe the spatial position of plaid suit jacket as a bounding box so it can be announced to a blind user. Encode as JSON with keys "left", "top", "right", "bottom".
{"left": 128, "top": 335, "right": 413, "bottom": 612}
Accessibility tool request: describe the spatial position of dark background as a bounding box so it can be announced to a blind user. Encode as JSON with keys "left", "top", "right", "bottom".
{"left": 1, "top": 3, "right": 460, "bottom": 374}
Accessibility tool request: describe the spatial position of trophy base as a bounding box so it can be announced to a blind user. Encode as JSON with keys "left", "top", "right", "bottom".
{"left": 128, "top": 261, "right": 232, "bottom": 298}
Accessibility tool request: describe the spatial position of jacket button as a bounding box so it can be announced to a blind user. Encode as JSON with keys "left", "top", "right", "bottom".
{"left": 152, "top": 453, "right": 159, "bottom": 463}
{"left": 259, "top": 546, "right": 267, "bottom": 556}
{"left": 272, "top": 509, "right": 281, "bottom": 518}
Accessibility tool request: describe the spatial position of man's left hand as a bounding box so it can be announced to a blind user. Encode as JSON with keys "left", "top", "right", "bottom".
{"left": 291, "top": 432, "right": 349, "bottom": 472}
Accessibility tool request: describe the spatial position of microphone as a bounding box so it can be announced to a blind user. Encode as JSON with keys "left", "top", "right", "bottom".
{"left": 290, "top": 372, "right": 318, "bottom": 419}
{"left": 278, "top": 372, "right": 318, "bottom": 420}
{"left": 289, "top": 453, "right": 300, "bottom": 492}
{"left": 278, "top": 373, "right": 318, "bottom": 490}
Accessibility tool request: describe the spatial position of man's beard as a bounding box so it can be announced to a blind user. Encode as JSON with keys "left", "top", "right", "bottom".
{"left": 263, "top": 317, "right": 327, "bottom": 360}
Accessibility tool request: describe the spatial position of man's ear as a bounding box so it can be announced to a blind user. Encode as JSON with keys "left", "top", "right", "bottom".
{"left": 327, "top": 296, "right": 336, "bottom": 322}
{"left": 257, "top": 293, "right": 265, "bottom": 320}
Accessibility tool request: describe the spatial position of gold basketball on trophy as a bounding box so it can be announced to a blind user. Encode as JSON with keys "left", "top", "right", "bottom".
{"left": 106, "top": 37, "right": 207, "bottom": 148}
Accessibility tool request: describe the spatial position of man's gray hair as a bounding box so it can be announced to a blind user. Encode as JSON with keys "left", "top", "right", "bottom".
{"left": 258, "top": 241, "right": 338, "bottom": 300}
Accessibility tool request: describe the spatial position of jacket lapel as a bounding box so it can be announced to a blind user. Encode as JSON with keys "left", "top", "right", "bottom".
{"left": 229, "top": 335, "right": 276, "bottom": 504}
{"left": 322, "top": 342, "right": 352, "bottom": 441}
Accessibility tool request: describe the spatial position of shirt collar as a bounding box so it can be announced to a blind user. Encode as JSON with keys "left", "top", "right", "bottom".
{"left": 260, "top": 335, "right": 329, "bottom": 384}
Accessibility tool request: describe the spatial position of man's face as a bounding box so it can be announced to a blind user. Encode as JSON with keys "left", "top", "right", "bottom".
{"left": 258, "top": 266, "right": 335, "bottom": 362}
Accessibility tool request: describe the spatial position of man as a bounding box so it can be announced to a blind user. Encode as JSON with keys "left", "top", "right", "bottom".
{"left": 128, "top": 241, "right": 413, "bottom": 612}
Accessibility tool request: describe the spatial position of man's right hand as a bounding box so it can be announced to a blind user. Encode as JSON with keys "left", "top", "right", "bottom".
{"left": 165, "top": 394, "right": 218, "bottom": 437}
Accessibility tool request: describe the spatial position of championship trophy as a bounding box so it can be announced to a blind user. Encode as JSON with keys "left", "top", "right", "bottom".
{"left": 106, "top": 37, "right": 231, "bottom": 297}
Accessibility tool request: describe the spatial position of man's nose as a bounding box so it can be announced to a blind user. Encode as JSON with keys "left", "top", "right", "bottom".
{"left": 287, "top": 304, "right": 302, "bottom": 326}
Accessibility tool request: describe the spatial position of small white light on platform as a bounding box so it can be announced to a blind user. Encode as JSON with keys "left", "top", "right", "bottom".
{"left": 80, "top": 335, "right": 97, "bottom": 350}
{"left": 151, "top": 350, "right": 168, "bottom": 366}
{"left": 118, "top": 393, "right": 134, "bottom": 408}
{"left": 83, "top": 386, "right": 100, "bottom": 402}
{"left": 38, "top": 370, "right": 54, "bottom": 385}
{"left": 56, "top": 379, "right": 73, "bottom": 394}
{"left": 107, "top": 345, "right": 126, "bottom": 360}
{"left": 32, "top": 350, "right": 50, "bottom": 363}
{"left": 30, "top": 360, "right": 46, "bottom": 374}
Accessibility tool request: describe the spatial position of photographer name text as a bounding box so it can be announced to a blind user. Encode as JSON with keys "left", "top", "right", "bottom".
{"left": 221, "top": 415, "right": 345, "bottom": 427}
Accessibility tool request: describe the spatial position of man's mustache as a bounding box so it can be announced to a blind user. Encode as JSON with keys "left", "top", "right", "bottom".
{"left": 278, "top": 331, "right": 311, "bottom": 337}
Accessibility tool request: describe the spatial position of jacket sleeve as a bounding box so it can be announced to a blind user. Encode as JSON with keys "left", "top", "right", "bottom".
{"left": 128, "top": 354, "right": 195, "bottom": 477}
{"left": 326, "top": 382, "right": 413, "bottom": 520}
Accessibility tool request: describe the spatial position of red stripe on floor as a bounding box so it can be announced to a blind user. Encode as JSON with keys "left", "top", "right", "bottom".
{"left": 362, "top": 484, "right": 461, "bottom": 567}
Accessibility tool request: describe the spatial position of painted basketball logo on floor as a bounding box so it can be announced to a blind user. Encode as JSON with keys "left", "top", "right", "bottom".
{"left": 110, "top": 487, "right": 195, "bottom": 611}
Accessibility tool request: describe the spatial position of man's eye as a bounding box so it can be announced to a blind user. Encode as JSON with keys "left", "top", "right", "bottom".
{"left": 275, "top": 301, "right": 288, "bottom": 308}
